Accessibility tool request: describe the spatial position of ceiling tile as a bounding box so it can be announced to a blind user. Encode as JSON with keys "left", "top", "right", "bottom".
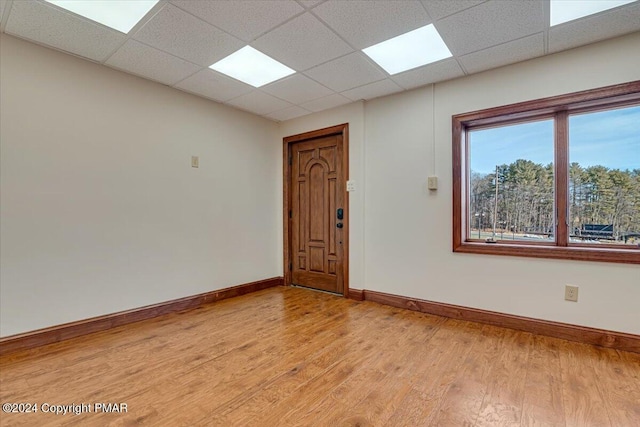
{"left": 253, "top": 13, "right": 353, "bottom": 71}
{"left": 549, "top": 2, "right": 640, "bottom": 53}
{"left": 171, "top": 0, "right": 304, "bottom": 42}
{"left": 341, "top": 79, "right": 403, "bottom": 101}
{"left": 313, "top": 0, "right": 430, "bottom": 49}
{"left": 391, "top": 58, "right": 464, "bottom": 89}
{"left": 174, "top": 69, "right": 253, "bottom": 103}
{"left": 435, "top": 0, "right": 544, "bottom": 56}
{"left": 261, "top": 74, "right": 333, "bottom": 104}
{"left": 0, "top": 1, "right": 7, "bottom": 22}
{"left": 226, "top": 91, "right": 293, "bottom": 115}
{"left": 300, "top": 94, "right": 352, "bottom": 112}
{"left": 304, "top": 52, "right": 386, "bottom": 92}
{"left": 459, "top": 33, "right": 544, "bottom": 74}
{"left": 133, "top": 4, "right": 243, "bottom": 67}
{"left": 5, "top": 0, "right": 125, "bottom": 62}
{"left": 106, "top": 40, "right": 201, "bottom": 86}
{"left": 266, "top": 106, "right": 312, "bottom": 121}
{"left": 421, "top": 0, "right": 486, "bottom": 21}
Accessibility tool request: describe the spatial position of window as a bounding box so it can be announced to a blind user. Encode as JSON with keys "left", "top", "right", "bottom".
{"left": 469, "top": 119, "right": 555, "bottom": 243}
{"left": 453, "top": 81, "right": 640, "bottom": 264}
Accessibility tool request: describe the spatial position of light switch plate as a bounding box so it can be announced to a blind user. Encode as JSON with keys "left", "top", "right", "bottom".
{"left": 191, "top": 156, "right": 199, "bottom": 168}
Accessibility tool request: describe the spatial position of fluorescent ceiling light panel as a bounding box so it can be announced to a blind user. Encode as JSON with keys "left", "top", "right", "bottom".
{"left": 209, "top": 46, "right": 295, "bottom": 88}
{"left": 362, "top": 24, "right": 452, "bottom": 75}
{"left": 550, "top": 0, "right": 636, "bottom": 26}
{"left": 45, "top": 0, "right": 159, "bottom": 33}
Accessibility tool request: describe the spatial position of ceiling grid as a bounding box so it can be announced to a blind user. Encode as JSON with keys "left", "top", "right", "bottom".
{"left": 1, "top": 0, "right": 638, "bottom": 121}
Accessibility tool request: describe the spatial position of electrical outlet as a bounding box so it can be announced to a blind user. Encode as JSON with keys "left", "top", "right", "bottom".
{"left": 565, "top": 285, "right": 579, "bottom": 302}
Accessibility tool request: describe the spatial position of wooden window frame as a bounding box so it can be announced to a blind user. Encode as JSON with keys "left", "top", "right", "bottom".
{"left": 453, "top": 81, "right": 640, "bottom": 264}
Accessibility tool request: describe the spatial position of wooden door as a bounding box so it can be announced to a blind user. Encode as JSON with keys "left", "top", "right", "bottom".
{"left": 290, "top": 134, "right": 345, "bottom": 294}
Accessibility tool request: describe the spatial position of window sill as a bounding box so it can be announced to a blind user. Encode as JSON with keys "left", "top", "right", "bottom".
{"left": 454, "top": 241, "right": 640, "bottom": 264}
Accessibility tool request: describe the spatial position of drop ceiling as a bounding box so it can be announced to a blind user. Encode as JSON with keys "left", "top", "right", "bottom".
{"left": 1, "top": 0, "right": 639, "bottom": 122}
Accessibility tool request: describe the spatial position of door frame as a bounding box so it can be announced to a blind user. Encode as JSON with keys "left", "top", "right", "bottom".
{"left": 283, "top": 123, "right": 349, "bottom": 297}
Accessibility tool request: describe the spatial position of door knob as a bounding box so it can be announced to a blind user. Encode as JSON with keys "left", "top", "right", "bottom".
{"left": 336, "top": 223, "right": 343, "bottom": 229}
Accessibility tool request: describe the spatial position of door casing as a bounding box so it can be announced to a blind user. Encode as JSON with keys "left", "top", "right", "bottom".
{"left": 283, "top": 123, "right": 349, "bottom": 296}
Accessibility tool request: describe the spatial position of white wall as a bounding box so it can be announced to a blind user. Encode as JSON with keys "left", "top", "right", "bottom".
{"left": 281, "top": 33, "right": 640, "bottom": 335}
{"left": 0, "top": 34, "right": 281, "bottom": 337}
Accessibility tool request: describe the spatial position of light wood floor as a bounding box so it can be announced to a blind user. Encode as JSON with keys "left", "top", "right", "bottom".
{"left": 1, "top": 286, "right": 639, "bottom": 427}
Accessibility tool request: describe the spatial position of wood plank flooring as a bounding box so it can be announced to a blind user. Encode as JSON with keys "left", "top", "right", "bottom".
{"left": 1, "top": 286, "right": 639, "bottom": 426}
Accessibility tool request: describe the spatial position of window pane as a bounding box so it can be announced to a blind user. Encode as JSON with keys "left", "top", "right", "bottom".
{"left": 468, "top": 119, "right": 555, "bottom": 242}
{"left": 569, "top": 105, "right": 640, "bottom": 247}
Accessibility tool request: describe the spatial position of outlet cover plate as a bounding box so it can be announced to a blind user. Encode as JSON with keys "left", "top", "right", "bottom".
{"left": 565, "top": 285, "right": 579, "bottom": 302}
